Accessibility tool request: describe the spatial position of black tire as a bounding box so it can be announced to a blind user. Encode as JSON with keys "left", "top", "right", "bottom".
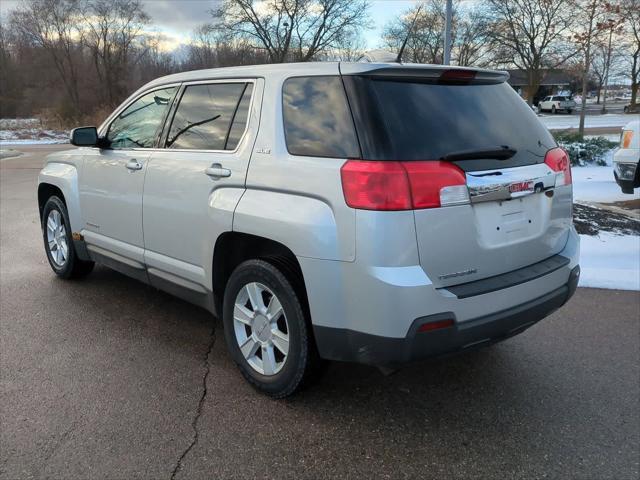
{"left": 551, "top": 105, "right": 557, "bottom": 114}
{"left": 41, "top": 196, "right": 94, "bottom": 279}
{"left": 222, "top": 258, "right": 321, "bottom": 398}
{"left": 567, "top": 109, "right": 573, "bottom": 114}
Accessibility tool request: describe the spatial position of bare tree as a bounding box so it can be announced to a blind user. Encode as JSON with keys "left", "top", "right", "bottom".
{"left": 453, "top": 6, "right": 496, "bottom": 67}
{"left": 382, "top": 0, "right": 447, "bottom": 64}
{"left": 183, "top": 24, "right": 270, "bottom": 70}
{"left": 621, "top": 0, "right": 640, "bottom": 106}
{"left": 382, "top": 1, "right": 495, "bottom": 67}
{"left": 213, "top": 0, "right": 371, "bottom": 63}
{"left": 9, "top": 0, "right": 84, "bottom": 114}
{"left": 572, "top": 0, "right": 619, "bottom": 136}
{"left": 82, "top": 0, "right": 150, "bottom": 106}
{"left": 136, "top": 33, "right": 179, "bottom": 82}
{"left": 487, "top": 0, "right": 576, "bottom": 105}
{"left": 185, "top": 25, "right": 219, "bottom": 69}
{"left": 315, "top": 28, "right": 368, "bottom": 61}
{"left": 591, "top": 40, "right": 625, "bottom": 102}
{"left": 0, "top": 20, "right": 23, "bottom": 117}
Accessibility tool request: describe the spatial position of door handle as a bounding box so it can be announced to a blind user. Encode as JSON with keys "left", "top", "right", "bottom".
{"left": 205, "top": 164, "right": 231, "bottom": 179}
{"left": 125, "top": 159, "right": 143, "bottom": 171}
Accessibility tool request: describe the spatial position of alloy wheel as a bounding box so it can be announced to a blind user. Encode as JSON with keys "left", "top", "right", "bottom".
{"left": 46, "top": 209, "right": 68, "bottom": 267}
{"left": 233, "top": 282, "right": 290, "bottom": 376}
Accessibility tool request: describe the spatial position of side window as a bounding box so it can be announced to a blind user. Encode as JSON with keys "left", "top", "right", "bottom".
{"left": 107, "top": 87, "right": 177, "bottom": 149}
{"left": 282, "top": 76, "right": 360, "bottom": 158}
{"left": 166, "top": 83, "right": 250, "bottom": 150}
{"left": 226, "top": 84, "right": 254, "bottom": 150}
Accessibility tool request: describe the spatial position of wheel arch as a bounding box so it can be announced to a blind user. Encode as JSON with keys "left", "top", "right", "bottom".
{"left": 38, "top": 183, "right": 66, "bottom": 221}
{"left": 212, "top": 232, "right": 309, "bottom": 315}
{"left": 38, "top": 162, "right": 83, "bottom": 233}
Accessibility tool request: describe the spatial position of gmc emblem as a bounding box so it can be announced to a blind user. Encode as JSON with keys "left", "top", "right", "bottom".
{"left": 509, "top": 181, "right": 534, "bottom": 193}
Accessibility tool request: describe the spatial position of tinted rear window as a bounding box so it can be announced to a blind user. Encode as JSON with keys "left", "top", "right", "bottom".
{"left": 282, "top": 76, "right": 360, "bottom": 158}
{"left": 343, "top": 77, "right": 556, "bottom": 171}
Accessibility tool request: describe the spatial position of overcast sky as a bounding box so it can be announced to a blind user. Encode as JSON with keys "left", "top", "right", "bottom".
{"left": 0, "top": 0, "right": 416, "bottom": 51}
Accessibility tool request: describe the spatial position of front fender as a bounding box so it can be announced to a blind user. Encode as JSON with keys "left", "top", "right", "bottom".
{"left": 38, "top": 162, "right": 83, "bottom": 233}
{"left": 233, "top": 189, "right": 354, "bottom": 261}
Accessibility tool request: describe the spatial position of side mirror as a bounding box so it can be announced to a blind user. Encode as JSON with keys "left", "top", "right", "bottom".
{"left": 70, "top": 126, "right": 99, "bottom": 147}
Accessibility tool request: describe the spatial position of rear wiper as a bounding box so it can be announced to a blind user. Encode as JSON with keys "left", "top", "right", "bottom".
{"left": 440, "top": 145, "right": 517, "bottom": 162}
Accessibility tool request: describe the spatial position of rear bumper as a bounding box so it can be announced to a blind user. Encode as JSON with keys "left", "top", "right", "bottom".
{"left": 314, "top": 265, "right": 580, "bottom": 367}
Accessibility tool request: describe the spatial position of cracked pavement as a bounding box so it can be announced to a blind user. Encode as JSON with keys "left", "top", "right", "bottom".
{"left": 170, "top": 324, "right": 215, "bottom": 480}
{"left": 1, "top": 145, "right": 639, "bottom": 479}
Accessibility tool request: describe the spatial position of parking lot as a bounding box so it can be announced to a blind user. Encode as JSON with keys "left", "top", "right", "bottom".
{"left": 1, "top": 145, "right": 639, "bottom": 479}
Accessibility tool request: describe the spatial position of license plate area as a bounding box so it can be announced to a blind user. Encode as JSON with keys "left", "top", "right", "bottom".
{"left": 474, "top": 194, "right": 549, "bottom": 247}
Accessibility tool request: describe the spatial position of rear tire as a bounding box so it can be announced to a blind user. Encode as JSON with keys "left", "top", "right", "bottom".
{"left": 567, "top": 109, "right": 573, "bottom": 114}
{"left": 222, "top": 259, "right": 322, "bottom": 398}
{"left": 42, "top": 196, "right": 94, "bottom": 279}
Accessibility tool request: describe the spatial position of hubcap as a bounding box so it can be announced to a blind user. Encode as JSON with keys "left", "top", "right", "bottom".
{"left": 233, "top": 282, "right": 289, "bottom": 376}
{"left": 46, "top": 210, "right": 68, "bottom": 267}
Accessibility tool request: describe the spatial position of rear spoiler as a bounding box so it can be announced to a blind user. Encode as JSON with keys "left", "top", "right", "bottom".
{"left": 339, "top": 63, "right": 509, "bottom": 84}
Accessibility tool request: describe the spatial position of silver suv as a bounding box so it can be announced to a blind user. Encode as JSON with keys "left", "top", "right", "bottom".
{"left": 38, "top": 63, "right": 580, "bottom": 397}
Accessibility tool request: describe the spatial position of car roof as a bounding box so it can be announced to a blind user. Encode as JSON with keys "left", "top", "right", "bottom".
{"left": 142, "top": 61, "right": 509, "bottom": 90}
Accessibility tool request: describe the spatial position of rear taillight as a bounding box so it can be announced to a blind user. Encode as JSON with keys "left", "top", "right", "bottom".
{"left": 621, "top": 130, "right": 633, "bottom": 149}
{"left": 340, "top": 160, "right": 468, "bottom": 211}
{"left": 544, "top": 147, "right": 572, "bottom": 186}
{"left": 402, "top": 161, "right": 469, "bottom": 208}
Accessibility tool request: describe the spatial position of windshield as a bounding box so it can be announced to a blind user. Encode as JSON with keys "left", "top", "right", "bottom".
{"left": 343, "top": 77, "right": 557, "bottom": 171}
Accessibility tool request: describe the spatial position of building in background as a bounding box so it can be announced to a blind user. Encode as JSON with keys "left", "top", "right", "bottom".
{"left": 507, "top": 69, "right": 572, "bottom": 105}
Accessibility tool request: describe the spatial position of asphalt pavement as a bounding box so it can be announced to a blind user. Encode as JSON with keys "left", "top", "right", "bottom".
{"left": 1, "top": 145, "right": 639, "bottom": 479}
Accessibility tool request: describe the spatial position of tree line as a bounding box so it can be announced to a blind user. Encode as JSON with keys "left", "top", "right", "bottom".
{"left": 0, "top": 0, "right": 638, "bottom": 132}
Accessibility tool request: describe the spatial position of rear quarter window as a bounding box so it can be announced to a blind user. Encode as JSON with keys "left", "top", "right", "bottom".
{"left": 282, "top": 76, "right": 360, "bottom": 158}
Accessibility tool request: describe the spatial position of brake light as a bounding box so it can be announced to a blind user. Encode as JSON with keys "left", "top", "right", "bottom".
{"left": 544, "top": 148, "right": 572, "bottom": 186}
{"left": 621, "top": 130, "right": 633, "bottom": 149}
{"left": 340, "top": 160, "right": 468, "bottom": 211}
{"left": 440, "top": 69, "right": 476, "bottom": 83}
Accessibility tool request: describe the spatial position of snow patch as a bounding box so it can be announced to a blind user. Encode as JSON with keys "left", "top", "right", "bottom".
{"left": 0, "top": 118, "right": 68, "bottom": 144}
{"left": 572, "top": 163, "right": 639, "bottom": 203}
{"left": 541, "top": 113, "right": 629, "bottom": 130}
{"left": 0, "top": 138, "right": 68, "bottom": 145}
{"left": 579, "top": 232, "right": 640, "bottom": 290}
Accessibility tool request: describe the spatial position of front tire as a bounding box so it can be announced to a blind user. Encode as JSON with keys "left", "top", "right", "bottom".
{"left": 551, "top": 105, "right": 557, "bottom": 114}
{"left": 222, "top": 259, "right": 321, "bottom": 398}
{"left": 42, "top": 196, "right": 94, "bottom": 279}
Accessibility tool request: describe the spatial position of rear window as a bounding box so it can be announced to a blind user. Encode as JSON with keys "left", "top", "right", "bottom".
{"left": 343, "top": 77, "right": 556, "bottom": 171}
{"left": 282, "top": 76, "right": 360, "bottom": 158}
